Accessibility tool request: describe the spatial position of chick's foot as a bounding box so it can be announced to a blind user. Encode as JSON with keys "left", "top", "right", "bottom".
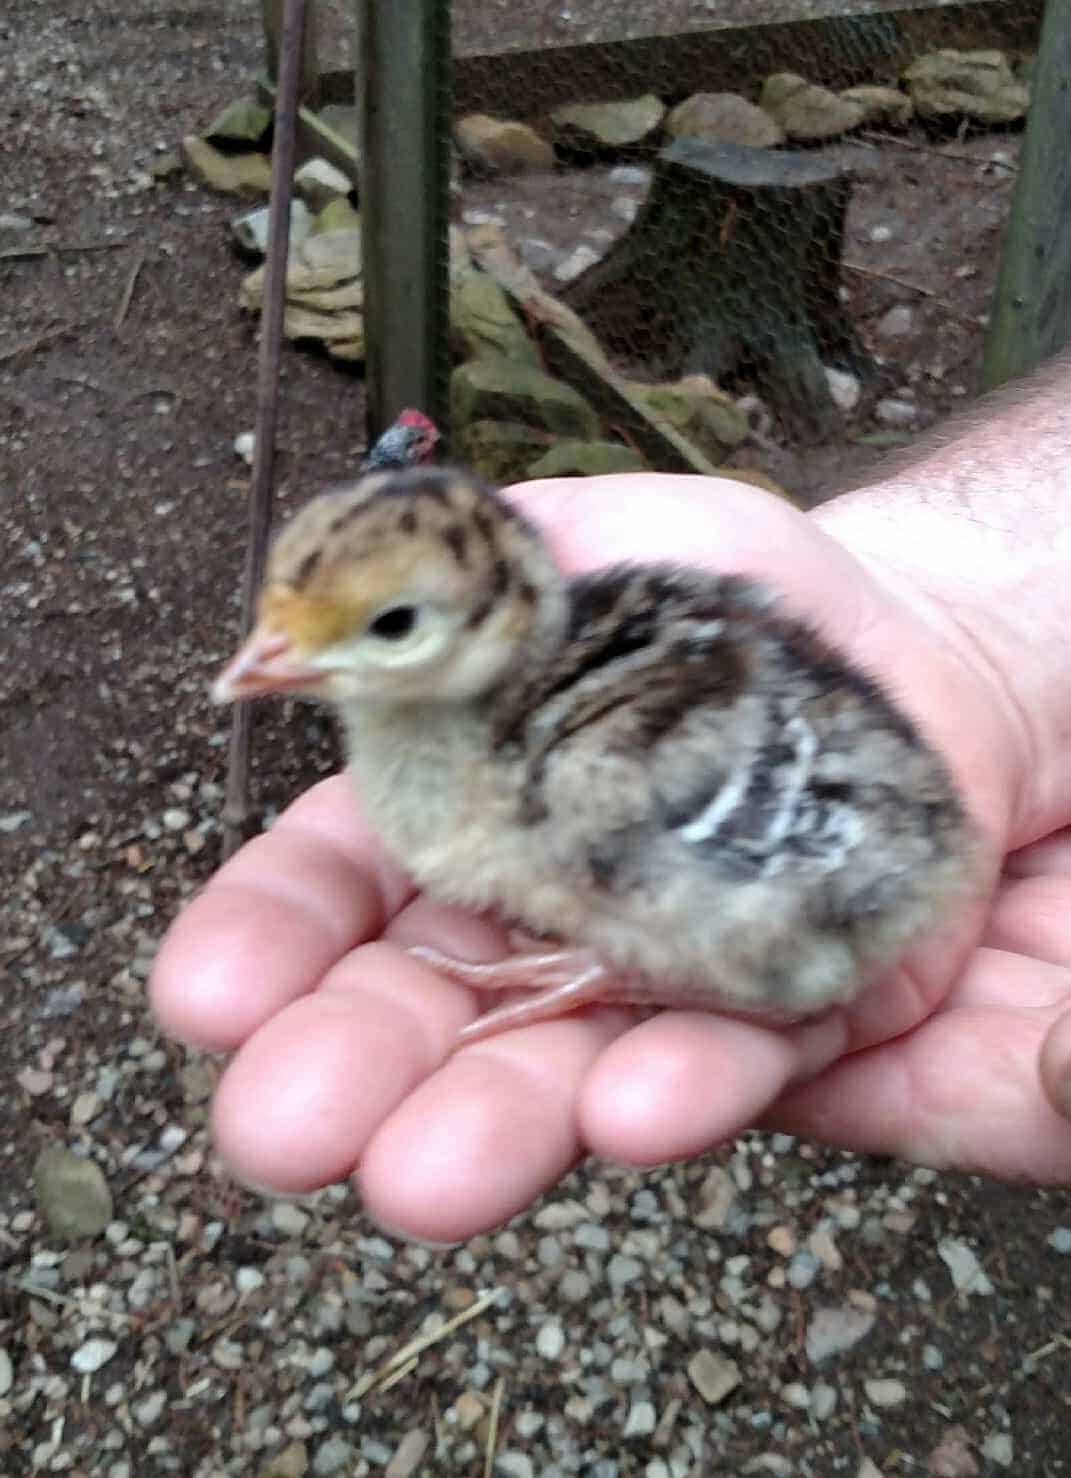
{"left": 407, "top": 943, "right": 616, "bottom": 1044}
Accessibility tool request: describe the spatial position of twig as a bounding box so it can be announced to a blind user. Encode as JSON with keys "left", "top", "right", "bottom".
{"left": 220, "top": 0, "right": 307, "bottom": 862}
{"left": 842, "top": 261, "right": 982, "bottom": 327}
{"left": 11, "top": 1277, "right": 133, "bottom": 1326}
{"left": 352, "top": 1286, "right": 503, "bottom": 1399}
{"left": 483, "top": 1376, "right": 506, "bottom": 1478}
{"left": 0, "top": 239, "right": 131, "bottom": 261}
{"left": 0, "top": 321, "right": 87, "bottom": 364}
{"left": 114, "top": 249, "right": 146, "bottom": 329}
{"left": 853, "top": 130, "right": 1019, "bottom": 172}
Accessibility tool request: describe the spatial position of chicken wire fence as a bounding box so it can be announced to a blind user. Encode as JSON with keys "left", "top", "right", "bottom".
{"left": 269, "top": 0, "right": 1044, "bottom": 497}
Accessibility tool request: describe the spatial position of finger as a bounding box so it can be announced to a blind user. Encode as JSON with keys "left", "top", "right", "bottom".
{"left": 358, "top": 1011, "right": 632, "bottom": 1242}
{"left": 212, "top": 943, "right": 473, "bottom": 1192}
{"left": 578, "top": 1008, "right": 848, "bottom": 1165}
{"left": 770, "top": 975, "right": 1071, "bottom": 1183}
{"left": 983, "top": 875, "right": 1071, "bottom": 968}
{"left": 151, "top": 777, "right": 413, "bottom": 1050}
{"left": 1040, "top": 1006, "right": 1071, "bottom": 1124}
{"left": 1005, "top": 828, "right": 1071, "bottom": 878}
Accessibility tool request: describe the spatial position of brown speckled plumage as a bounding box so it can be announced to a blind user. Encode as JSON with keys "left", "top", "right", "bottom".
{"left": 215, "top": 465, "right": 982, "bottom": 1045}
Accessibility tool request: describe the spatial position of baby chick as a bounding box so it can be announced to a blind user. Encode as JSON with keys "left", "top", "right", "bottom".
{"left": 213, "top": 465, "right": 981, "bottom": 1047}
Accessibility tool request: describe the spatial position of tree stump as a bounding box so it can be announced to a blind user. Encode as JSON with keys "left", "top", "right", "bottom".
{"left": 563, "top": 137, "right": 876, "bottom": 441}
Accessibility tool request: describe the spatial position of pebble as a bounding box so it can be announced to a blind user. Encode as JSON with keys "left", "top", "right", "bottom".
{"left": 553, "top": 244, "right": 601, "bottom": 282}
{"left": 133, "top": 1390, "right": 167, "bottom": 1426}
{"left": 687, "top": 1350, "right": 741, "bottom": 1405}
{"left": 607, "top": 1254, "right": 644, "bottom": 1289}
{"left": 574, "top": 1222, "right": 610, "bottom": 1252}
{"left": 233, "top": 430, "right": 256, "bottom": 464}
{"left": 0, "top": 1348, "right": 11, "bottom": 1397}
{"left": 1047, "top": 1226, "right": 1071, "bottom": 1254}
{"left": 875, "top": 396, "right": 919, "bottom": 428}
{"left": 559, "top": 1269, "right": 592, "bottom": 1303}
{"left": 781, "top": 1381, "right": 811, "bottom": 1410}
{"left": 811, "top": 1381, "right": 837, "bottom": 1421}
{"left": 694, "top": 1164, "right": 737, "bottom": 1230}
{"left": 496, "top": 1454, "right": 535, "bottom": 1478}
{"left": 825, "top": 366, "right": 861, "bottom": 411}
{"left": 766, "top": 1225, "right": 795, "bottom": 1257}
{"left": 608, "top": 165, "right": 651, "bottom": 187}
{"left": 938, "top": 1238, "right": 994, "bottom": 1296}
{"left": 875, "top": 304, "right": 914, "bottom": 338}
{"left": 0, "top": 810, "right": 33, "bottom": 832}
{"left": 980, "top": 1433, "right": 1013, "bottom": 1468}
{"left": 864, "top": 1377, "right": 907, "bottom": 1408}
{"left": 787, "top": 1250, "right": 821, "bottom": 1289}
{"left": 70, "top": 1337, "right": 117, "bottom": 1374}
{"left": 161, "top": 807, "right": 190, "bottom": 832}
{"left": 272, "top": 1202, "right": 310, "bottom": 1238}
{"left": 313, "top": 1436, "right": 357, "bottom": 1475}
{"left": 805, "top": 1306, "right": 876, "bottom": 1364}
{"left": 623, "top": 1399, "right": 657, "bottom": 1437}
{"left": 536, "top": 1320, "right": 565, "bottom": 1360}
{"left": 922, "top": 1344, "right": 944, "bottom": 1371}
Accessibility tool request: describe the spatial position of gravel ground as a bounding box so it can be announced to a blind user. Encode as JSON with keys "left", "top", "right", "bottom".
{"left": 3, "top": 1, "right": 1070, "bottom": 1474}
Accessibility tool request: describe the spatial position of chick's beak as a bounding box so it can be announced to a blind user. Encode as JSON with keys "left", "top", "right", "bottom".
{"left": 212, "top": 627, "right": 325, "bottom": 703}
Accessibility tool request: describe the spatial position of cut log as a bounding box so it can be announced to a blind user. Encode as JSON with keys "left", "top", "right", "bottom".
{"left": 563, "top": 137, "right": 877, "bottom": 441}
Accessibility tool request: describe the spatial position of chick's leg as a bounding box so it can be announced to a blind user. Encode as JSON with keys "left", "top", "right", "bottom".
{"left": 406, "top": 944, "right": 616, "bottom": 1045}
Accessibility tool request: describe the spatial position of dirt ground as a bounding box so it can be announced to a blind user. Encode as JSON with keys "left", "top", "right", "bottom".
{"left": 2, "top": 1, "right": 1069, "bottom": 1474}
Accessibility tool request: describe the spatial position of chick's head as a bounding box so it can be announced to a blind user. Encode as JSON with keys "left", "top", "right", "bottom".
{"left": 214, "top": 466, "right": 563, "bottom": 708}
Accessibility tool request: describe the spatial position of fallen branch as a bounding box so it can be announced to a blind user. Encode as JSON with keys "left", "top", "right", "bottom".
{"left": 220, "top": 0, "right": 307, "bottom": 861}
{"left": 114, "top": 249, "right": 146, "bottom": 329}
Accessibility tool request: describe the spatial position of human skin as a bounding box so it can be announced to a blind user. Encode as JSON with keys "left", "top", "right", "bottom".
{"left": 151, "top": 358, "right": 1071, "bottom": 1242}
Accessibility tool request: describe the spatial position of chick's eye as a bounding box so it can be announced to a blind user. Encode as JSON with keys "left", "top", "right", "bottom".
{"left": 367, "top": 605, "right": 418, "bottom": 640}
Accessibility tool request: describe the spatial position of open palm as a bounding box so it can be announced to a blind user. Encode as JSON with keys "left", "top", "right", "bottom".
{"left": 152, "top": 473, "right": 1071, "bottom": 1241}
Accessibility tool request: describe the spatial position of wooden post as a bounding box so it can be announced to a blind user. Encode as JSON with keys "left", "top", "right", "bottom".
{"left": 261, "top": 0, "right": 321, "bottom": 104}
{"left": 356, "top": 0, "right": 452, "bottom": 443}
{"left": 983, "top": 0, "right": 1071, "bottom": 388}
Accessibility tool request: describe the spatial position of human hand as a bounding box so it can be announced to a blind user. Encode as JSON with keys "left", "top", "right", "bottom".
{"left": 151, "top": 473, "right": 1071, "bottom": 1240}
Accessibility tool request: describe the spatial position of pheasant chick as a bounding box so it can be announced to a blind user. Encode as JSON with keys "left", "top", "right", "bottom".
{"left": 213, "top": 465, "right": 982, "bottom": 1047}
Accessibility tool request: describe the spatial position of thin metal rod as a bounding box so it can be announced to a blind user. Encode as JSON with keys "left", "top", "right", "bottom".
{"left": 221, "top": 0, "right": 307, "bottom": 861}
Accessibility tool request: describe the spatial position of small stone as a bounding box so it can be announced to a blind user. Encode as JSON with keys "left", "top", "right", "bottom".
{"left": 812, "top": 1382, "right": 837, "bottom": 1421}
{"left": 857, "top": 1461, "right": 885, "bottom": 1478}
{"left": 1047, "top": 1226, "right": 1071, "bottom": 1254}
{"left": 864, "top": 1377, "right": 907, "bottom": 1408}
{"left": 875, "top": 304, "right": 914, "bottom": 338}
{"left": 70, "top": 1092, "right": 101, "bottom": 1127}
{"left": 624, "top": 1399, "right": 657, "bottom": 1437}
{"left": 574, "top": 1221, "right": 611, "bottom": 1251}
{"left": 0, "top": 810, "right": 32, "bottom": 832}
{"left": 553, "top": 244, "right": 601, "bottom": 283}
{"left": 495, "top": 1454, "right": 535, "bottom": 1478}
{"left": 927, "top": 1426, "right": 979, "bottom": 1476}
{"left": 71, "top": 1337, "right": 118, "bottom": 1373}
{"left": 980, "top": 1434, "right": 1013, "bottom": 1469}
{"left": 787, "top": 1250, "right": 821, "bottom": 1289}
{"left": 260, "top": 1440, "right": 309, "bottom": 1478}
{"left": 806, "top": 1305, "right": 876, "bottom": 1364}
{"left": 608, "top": 165, "right": 651, "bottom": 188}
{"left": 687, "top": 1350, "right": 741, "bottom": 1406}
{"left": 237, "top": 1265, "right": 266, "bottom": 1295}
{"left": 384, "top": 1429, "right": 429, "bottom": 1478}
{"left": 781, "top": 1381, "right": 811, "bottom": 1410}
{"left": 272, "top": 1202, "right": 310, "bottom": 1238}
{"left": 453, "top": 1390, "right": 485, "bottom": 1429}
{"left": 134, "top": 1389, "right": 167, "bottom": 1427}
{"left": 607, "top": 1253, "right": 644, "bottom": 1290}
{"left": 17, "top": 1067, "right": 53, "bottom": 1096}
{"left": 875, "top": 396, "right": 919, "bottom": 428}
{"left": 313, "top": 1437, "right": 357, "bottom": 1475}
{"left": 559, "top": 1269, "right": 591, "bottom": 1303}
{"left": 162, "top": 807, "right": 190, "bottom": 832}
{"left": 825, "top": 367, "right": 861, "bottom": 412}
{"left": 923, "top": 1344, "right": 944, "bottom": 1371}
{"left": 694, "top": 1165, "right": 736, "bottom": 1230}
{"left": 533, "top": 1199, "right": 588, "bottom": 1230}
{"left": 33, "top": 1145, "right": 114, "bottom": 1240}
{"left": 536, "top": 1320, "right": 565, "bottom": 1360}
{"left": 0, "top": 213, "right": 34, "bottom": 233}
{"left": 767, "top": 1225, "right": 796, "bottom": 1257}
{"left": 938, "top": 1238, "right": 994, "bottom": 1296}
{"left": 234, "top": 430, "right": 256, "bottom": 464}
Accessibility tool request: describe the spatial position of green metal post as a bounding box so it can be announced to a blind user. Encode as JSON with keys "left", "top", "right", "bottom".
{"left": 983, "top": 0, "right": 1071, "bottom": 388}
{"left": 356, "top": 0, "right": 452, "bottom": 443}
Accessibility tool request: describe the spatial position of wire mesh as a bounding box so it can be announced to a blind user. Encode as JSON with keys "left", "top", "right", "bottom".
{"left": 302, "top": 0, "right": 1042, "bottom": 502}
